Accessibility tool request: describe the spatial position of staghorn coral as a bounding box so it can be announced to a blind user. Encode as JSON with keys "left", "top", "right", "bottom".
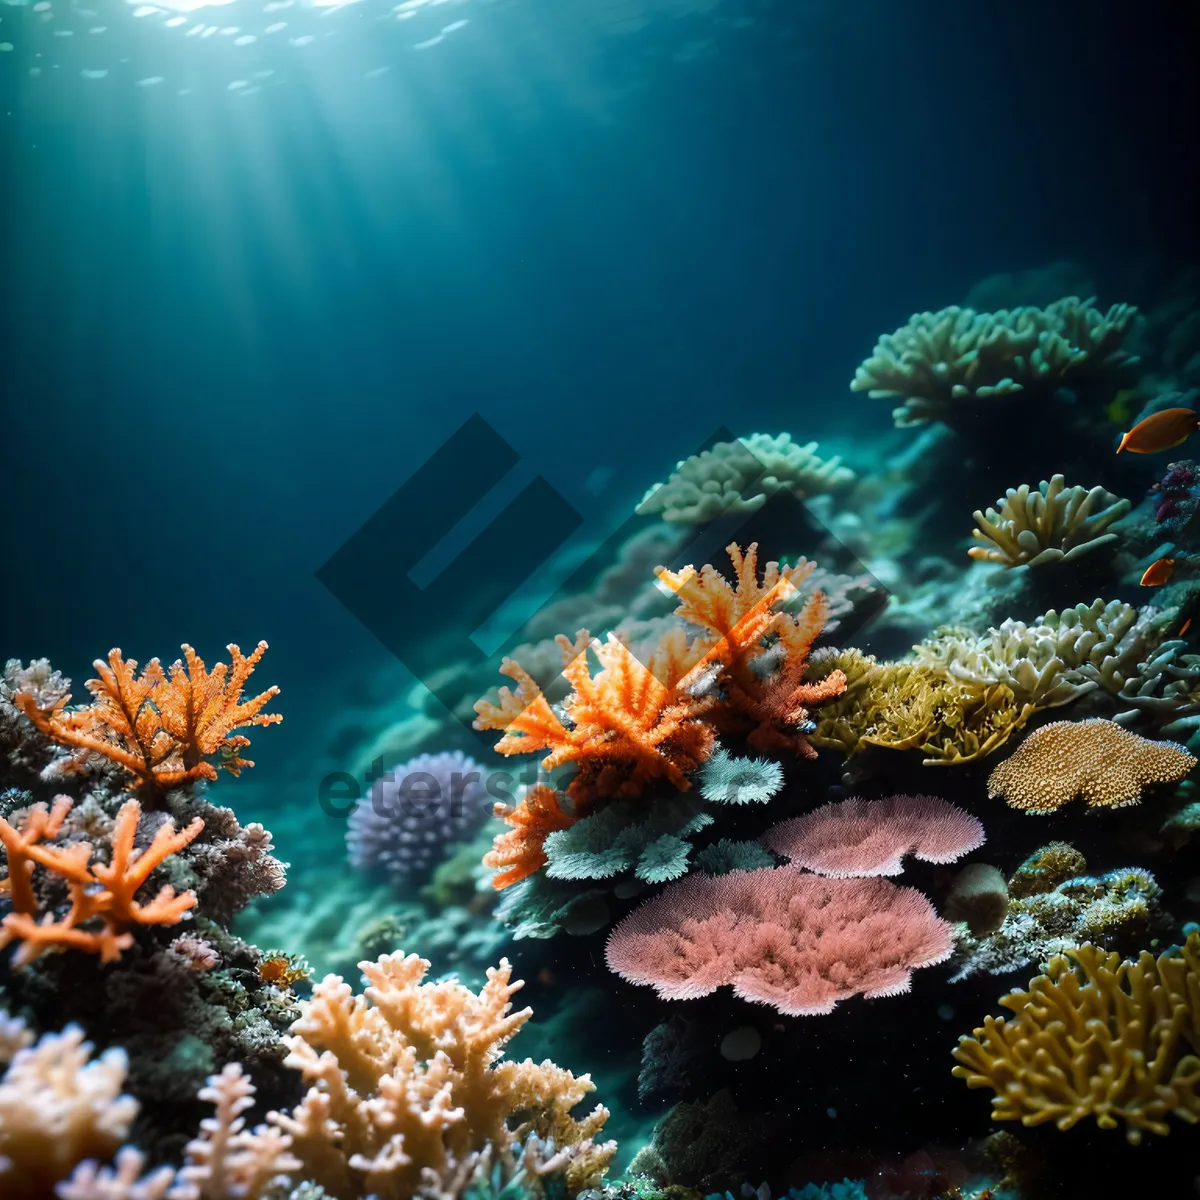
{"left": 269, "top": 952, "right": 615, "bottom": 1198}
{"left": 636, "top": 433, "right": 854, "bottom": 524}
{"left": 0, "top": 796, "right": 203, "bottom": 964}
{"left": 604, "top": 867, "right": 953, "bottom": 1016}
{"left": 1, "top": 659, "right": 72, "bottom": 788}
{"left": 951, "top": 932, "right": 1200, "bottom": 1143}
{"left": 658, "top": 543, "right": 847, "bottom": 757}
{"left": 950, "top": 859, "right": 1166, "bottom": 980}
{"left": 0, "top": 1023, "right": 138, "bottom": 1199}
{"left": 968, "top": 475, "right": 1130, "bottom": 568}
{"left": 762, "top": 795, "right": 984, "bottom": 878}
{"left": 346, "top": 750, "right": 491, "bottom": 884}
{"left": 986, "top": 718, "right": 1196, "bottom": 813}
{"left": 851, "top": 296, "right": 1139, "bottom": 427}
{"left": 473, "top": 628, "right": 715, "bottom": 804}
{"left": 12, "top": 643, "right": 281, "bottom": 793}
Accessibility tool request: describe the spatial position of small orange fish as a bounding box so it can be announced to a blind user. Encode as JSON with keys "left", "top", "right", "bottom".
{"left": 1140, "top": 556, "right": 1176, "bottom": 587}
{"left": 1181, "top": 617, "right": 1193, "bottom": 636}
{"left": 1117, "top": 407, "right": 1200, "bottom": 454}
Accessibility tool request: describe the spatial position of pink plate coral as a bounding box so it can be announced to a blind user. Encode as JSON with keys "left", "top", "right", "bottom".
{"left": 604, "top": 867, "right": 954, "bottom": 1016}
{"left": 762, "top": 794, "right": 984, "bottom": 877}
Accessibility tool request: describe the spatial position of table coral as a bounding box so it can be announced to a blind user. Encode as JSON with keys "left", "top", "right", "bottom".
{"left": 269, "top": 952, "right": 615, "bottom": 1198}
{"left": 0, "top": 797, "right": 203, "bottom": 964}
{"left": 763, "top": 794, "right": 984, "bottom": 878}
{"left": 951, "top": 932, "right": 1200, "bottom": 1143}
{"left": 636, "top": 432, "right": 855, "bottom": 524}
{"left": 604, "top": 867, "right": 954, "bottom": 1016}
{"left": 986, "top": 718, "right": 1196, "bottom": 813}
{"left": 12, "top": 643, "right": 281, "bottom": 793}
{"left": 969, "top": 474, "right": 1131, "bottom": 567}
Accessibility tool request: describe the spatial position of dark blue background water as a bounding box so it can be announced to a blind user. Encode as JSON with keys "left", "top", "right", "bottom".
{"left": 2, "top": 0, "right": 1196, "bottom": 817}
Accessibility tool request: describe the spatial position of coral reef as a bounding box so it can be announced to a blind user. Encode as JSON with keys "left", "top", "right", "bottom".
{"left": 986, "top": 718, "right": 1196, "bottom": 812}
{"left": 952, "top": 932, "right": 1200, "bottom": 1144}
{"left": 637, "top": 433, "right": 854, "bottom": 524}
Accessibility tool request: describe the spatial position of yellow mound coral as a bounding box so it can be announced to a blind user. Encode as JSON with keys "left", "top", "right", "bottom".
{"left": 14, "top": 643, "right": 281, "bottom": 791}
{"left": 987, "top": 718, "right": 1196, "bottom": 813}
{"left": 271, "top": 952, "right": 615, "bottom": 1198}
{"left": 951, "top": 932, "right": 1200, "bottom": 1144}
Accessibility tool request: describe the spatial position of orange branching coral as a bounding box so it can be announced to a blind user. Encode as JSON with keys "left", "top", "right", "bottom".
{"left": 14, "top": 642, "right": 282, "bottom": 792}
{"left": 0, "top": 798, "right": 203, "bottom": 965}
{"left": 658, "top": 543, "right": 847, "bottom": 756}
{"left": 474, "top": 630, "right": 716, "bottom": 803}
{"left": 657, "top": 542, "right": 811, "bottom": 687}
{"left": 483, "top": 785, "right": 577, "bottom": 891}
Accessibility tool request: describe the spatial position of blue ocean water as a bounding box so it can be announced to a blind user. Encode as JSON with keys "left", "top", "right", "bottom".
{"left": 2, "top": 1, "right": 1199, "bottom": 1196}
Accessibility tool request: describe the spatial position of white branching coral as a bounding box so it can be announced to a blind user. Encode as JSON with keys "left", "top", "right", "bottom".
{"left": 270, "top": 952, "right": 615, "bottom": 1200}
{"left": 0, "top": 1025, "right": 137, "bottom": 1199}
{"left": 851, "top": 296, "right": 1139, "bottom": 426}
{"left": 637, "top": 432, "right": 854, "bottom": 523}
{"left": 969, "top": 475, "right": 1131, "bottom": 567}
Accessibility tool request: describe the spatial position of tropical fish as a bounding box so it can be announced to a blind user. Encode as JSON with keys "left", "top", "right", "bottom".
{"left": 1117, "top": 407, "right": 1200, "bottom": 454}
{"left": 1181, "top": 617, "right": 1193, "bottom": 637}
{"left": 1140, "top": 556, "right": 1176, "bottom": 587}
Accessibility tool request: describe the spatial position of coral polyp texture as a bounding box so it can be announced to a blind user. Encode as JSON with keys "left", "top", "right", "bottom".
{"left": 969, "top": 474, "right": 1131, "bottom": 567}
{"left": 345, "top": 749, "right": 490, "bottom": 882}
{"left": 851, "top": 296, "right": 1139, "bottom": 426}
{"left": 636, "top": 432, "right": 855, "bottom": 523}
{"left": 604, "top": 867, "right": 954, "bottom": 1016}
{"left": 762, "top": 794, "right": 984, "bottom": 877}
{"left": 986, "top": 718, "right": 1196, "bottom": 812}
{"left": 12, "top": 642, "right": 281, "bottom": 791}
{"left": 951, "top": 932, "right": 1200, "bottom": 1144}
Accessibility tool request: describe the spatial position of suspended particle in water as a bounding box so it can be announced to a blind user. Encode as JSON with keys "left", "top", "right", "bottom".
{"left": 80, "top": 67, "right": 107, "bottom": 77}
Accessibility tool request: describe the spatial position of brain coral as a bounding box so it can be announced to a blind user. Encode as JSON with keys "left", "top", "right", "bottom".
{"left": 604, "top": 867, "right": 954, "bottom": 1016}
{"left": 762, "top": 795, "right": 984, "bottom": 877}
{"left": 987, "top": 719, "right": 1196, "bottom": 813}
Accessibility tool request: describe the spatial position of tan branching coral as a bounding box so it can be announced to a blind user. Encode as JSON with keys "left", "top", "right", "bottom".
{"left": 969, "top": 475, "right": 1131, "bottom": 567}
{"left": 987, "top": 718, "right": 1196, "bottom": 813}
{"left": 270, "top": 952, "right": 615, "bottom": 1199}
{"left": 0, "top": 798, "right": 203, "bottom": 965}
{"left": 951, "top": 932, "right": 1200, "bottom": 1144}
{"left": 13, "top": 643, "right": 281, "bottom": 791}
{"left": 170, "top": 1063, "right": 300, "bottom": 1199}
{"left": 851, "top": 296, "right": 1139, "bottom": 426}
{"left": 0, "top": 1024, "right": 138, "bottom": 1199}
{"left": 637, "top": 432, "right": 854, "bottom": 524}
